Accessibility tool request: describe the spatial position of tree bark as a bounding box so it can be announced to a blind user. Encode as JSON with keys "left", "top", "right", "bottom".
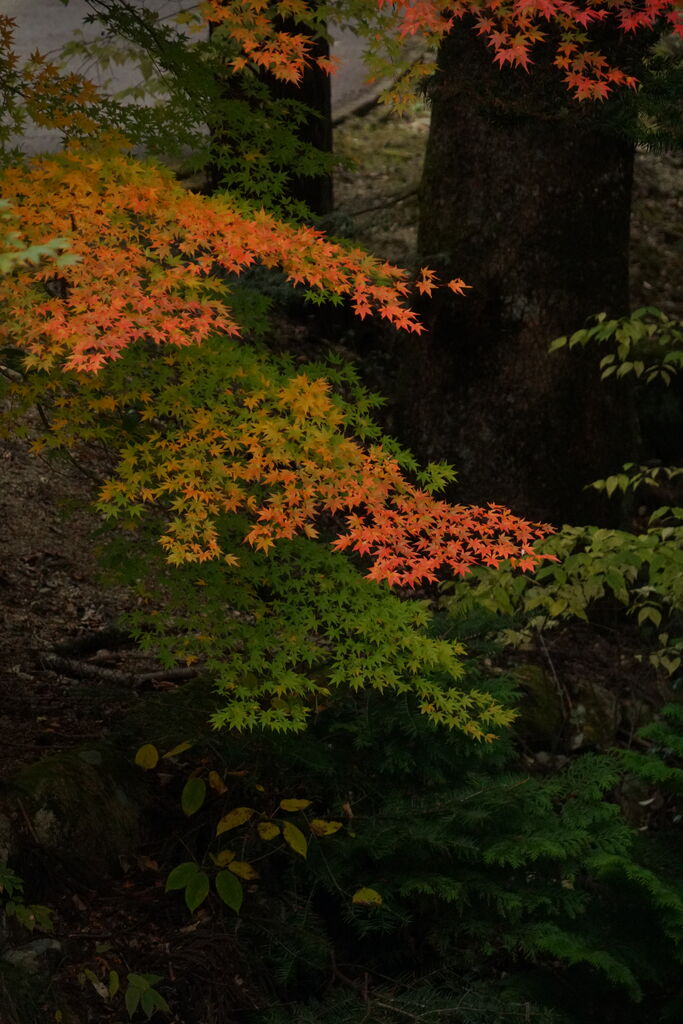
{"left": 399, "top": 27, "right": 643, "bottom": 526}
{"left": 208, "top": 16, "right": 333, "bottom": 216}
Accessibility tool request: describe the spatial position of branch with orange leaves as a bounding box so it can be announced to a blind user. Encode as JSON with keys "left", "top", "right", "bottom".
{"left": 203, "top": 0, "right": 682, "bottom": 101}
{"left": 0, "top": 143, "right": 431, "bottom": 373}
{"left": 0, "top": 142, "right": 550, "bottom": 588}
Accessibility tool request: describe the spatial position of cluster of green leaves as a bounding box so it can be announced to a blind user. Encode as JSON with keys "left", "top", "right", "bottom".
{"left": 444, "top": 522, "right": 683, "bottom": 676}
{"left": 80, "top": 965, "right": 170, "bottom": 1020}
{"left": 551, "top": 306, "right": 683, "bottom": 387}
{"left": 0, "top": 865, "right": 53, "bottom": 935}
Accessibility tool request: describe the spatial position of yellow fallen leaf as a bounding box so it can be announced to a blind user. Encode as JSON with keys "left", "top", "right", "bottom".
{"left": 216, "top": 807, "right": 255, "bottom": 835}
{"left": 279, "top": 798, "right": 312, "bottom": 812}
{"left": 134, "top": 744, "right": 159, "bottom": 770}
{"left": 309, "top": 819, "right": 343, "bottom": 837}
{"left": 352, "top": 887, "right": 382, "bottom": 907}
{"left": 228, "top": 860, "right": 259, "bottom": 880}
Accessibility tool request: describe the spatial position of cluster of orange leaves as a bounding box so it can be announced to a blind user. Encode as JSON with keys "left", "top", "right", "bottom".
{"left": 203, "top": 0, "right": 683, "bottom": 100}
{"left": 0, "top": 145, "right": 430, "bottom": 373}
{"left": 0, "top": 139, "right": 547, "bottom": 585}
{"left": 93, "top": 367, "right": 547, "bottom": 585}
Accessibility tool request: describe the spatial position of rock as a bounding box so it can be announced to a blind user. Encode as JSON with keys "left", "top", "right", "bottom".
{"left": 3, "top": 938, "right": 61, "bottom": 974}
{"left": 1, "top": 744, "right": 148, "bottom": 884}
{"left": 513, "top": 663, "right": 565, "bottom": 747}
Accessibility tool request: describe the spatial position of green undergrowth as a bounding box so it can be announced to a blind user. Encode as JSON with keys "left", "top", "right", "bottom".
{"left": 110, "top": 645, "right": 683, "bottom": 1023}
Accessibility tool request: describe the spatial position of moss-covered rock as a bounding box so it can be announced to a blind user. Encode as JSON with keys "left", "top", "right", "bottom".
{"left": 1, "top": 745, "right": 148, "bottom": 883}
{"left": 0, "top": 960, "right": 49, "bottom": 1024}
{"left": 514, "top": 663, "right": 565, "bottom": 747}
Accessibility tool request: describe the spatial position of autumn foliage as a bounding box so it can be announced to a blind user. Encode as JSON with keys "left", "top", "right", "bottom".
{"left": 0, "top": 132, "right": 544, "bottom": 587}
{"left": 3, "top": 0, "right": 672, "bottom": 731}
{"left": 202, "top": 0, "right": 683, "bottom": 100}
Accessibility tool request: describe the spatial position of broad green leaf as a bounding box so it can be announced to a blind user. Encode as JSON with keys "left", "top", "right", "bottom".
{"left": 638, "top": 606, "right": 662, "bottom": 628}
{"left": 228, "top": 860, "right": 259, "bottom": 880}
{"left": 129, "top": 974, "right": 162, "bottom": 988}
{"left": 309, "top": 819, "right": 343, "bottom": 837}
{"left": 216, "top": 870, "right": 243, "bottom": 913}
{"left": 352, "top": 887, "right": 383, "bottom": 906}
{"left": 216, "top": 806, "right": 255, "bottom": 835}
{"left": 165, "top": 861, "right": 198, "bottom": 891}
{"left": 134, "top": 744, "right": 159, "bottom": 770}
{"left": 184, "top": 870, "right": 209, "bottom": 912}
{"left": 279, "top": 798, "right": 312, "bottom": 812}
{"left": 181, "top": 777, "right": 206, "bottom": 816}
{"left": 125, "top": 985, "right": 141, "bottom": 1018}
{"left": 108, "top": 970, "right": 120, "bottom": 999}
{"left": 282, "top": 820, "right": 307, "bottom": 858}
{"left": 141, "top": 989, "right": 159, "bottom": 1018}
{"left": 257, "top": 821, "right": 280, "bottom": 840}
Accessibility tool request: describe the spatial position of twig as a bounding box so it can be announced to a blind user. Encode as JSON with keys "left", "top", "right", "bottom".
{"left": 17, "top": 798, "right": 41, "bottom": 846}
{"left": 347, "top": 186, "right": 418, "bottom": 218}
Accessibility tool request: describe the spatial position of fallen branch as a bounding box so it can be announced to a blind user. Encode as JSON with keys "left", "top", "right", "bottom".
{"left": 54, "top": 625, "right": 135, "bottom": 658}
{"left": 40, "top": 653, "right": 201, "bottom": 687}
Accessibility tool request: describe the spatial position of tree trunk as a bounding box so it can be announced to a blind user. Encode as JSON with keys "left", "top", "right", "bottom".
{"left": 266, "top": 31, "right": 333, "bottom": 216}
{"left": 399, "top": 27, "right": 643, "bottom": 525}
{"left": 208, "top": 17, "right": 332, "bottom": 216}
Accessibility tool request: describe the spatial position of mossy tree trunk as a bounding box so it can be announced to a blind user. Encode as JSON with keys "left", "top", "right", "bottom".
{"left": 398, "top": 27, "right": 646, "bottom": 525}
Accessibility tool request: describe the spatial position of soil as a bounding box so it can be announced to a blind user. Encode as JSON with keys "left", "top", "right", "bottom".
{"left": 0, "top": 99, "right": 681, "bottom": 1023}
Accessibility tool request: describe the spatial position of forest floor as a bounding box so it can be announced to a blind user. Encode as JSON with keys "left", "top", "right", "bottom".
{"left": 0, "top": 105, "right": 681, "bottom": 1023}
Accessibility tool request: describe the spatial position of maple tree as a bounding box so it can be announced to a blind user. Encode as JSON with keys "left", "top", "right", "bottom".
{"left": 64, "top": 1, "right": 681, "bottom": 529}
{"left": 2, "top": 0, "right": 676, "bottom": 728}
{"left": 200, "top": 0, "right": 682, "bottom": 100}
{"left": 0, "top": 11, "right": 549, "bottom": 736}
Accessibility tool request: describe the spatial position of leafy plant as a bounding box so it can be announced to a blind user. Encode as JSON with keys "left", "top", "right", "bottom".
{"left": 0, "top": 866, "right": 54, "bottom": 935}
{"left": 134, "top": 741, "right": 364, "bottom": 916}
{"left": 444, "top": 521, "right": 683, "bottom": 677}
{"left": 81, "top": 966, "right": 170, "bottom": 1020}
{"left": 550, "top": 307, "right": 683, "bottom": 388}
{"left": 180, "top": 681, "right": 683, "bottom": 1021}
{"left": 443, "top": 304, "right": 683, "bottom": 678}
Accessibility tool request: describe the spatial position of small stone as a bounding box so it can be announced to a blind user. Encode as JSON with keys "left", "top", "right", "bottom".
{"left": 3, "top": 938, "right": 62, "bottom": 974}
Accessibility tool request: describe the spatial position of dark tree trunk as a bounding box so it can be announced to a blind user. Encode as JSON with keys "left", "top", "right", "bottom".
{"left": 208, "top": 16, "right": 332, "bottom": 216}
{"left": 266, "top": 32, "right": 333, "bottom": 216}
{"left": 398, "top": 27, "right": 645, "bottom": 525}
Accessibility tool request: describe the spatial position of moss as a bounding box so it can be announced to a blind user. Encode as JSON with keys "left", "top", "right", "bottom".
{"left": 514, "top": 663, "right": 565, "bottom": 747}
{"left": 3, "top": 745, "right": 148, "bottom": 883}
{"left": 0, "top": 961, "right": 48, "bottom": 1024}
